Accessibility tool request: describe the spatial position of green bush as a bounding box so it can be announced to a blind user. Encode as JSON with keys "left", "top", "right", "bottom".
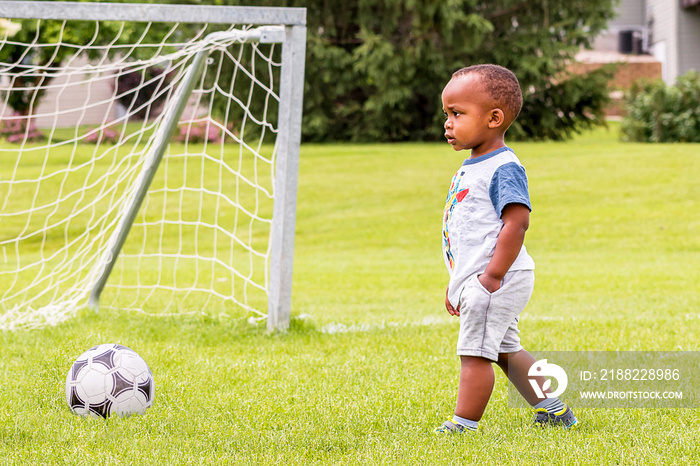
{"left": 114, "top": 0, "right": 616, "bottom": 142}
{"left": 291, "top": 0, "right": 617, "bottom": 142}
{"left": 621, "top": 71, "right": 700, "bottom": 143}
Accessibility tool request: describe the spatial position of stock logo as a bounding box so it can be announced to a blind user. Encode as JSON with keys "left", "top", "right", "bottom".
{"left": 528, "top": 359, "right": 568, "bottom": 399}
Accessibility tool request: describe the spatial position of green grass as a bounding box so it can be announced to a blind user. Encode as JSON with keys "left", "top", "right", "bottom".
{"left": 1, "top": 124, "right": 700, "bottom": 464}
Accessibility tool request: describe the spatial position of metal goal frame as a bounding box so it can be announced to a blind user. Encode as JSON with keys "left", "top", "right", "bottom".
{"left": 0, "top": 1, "right": 306, "bottom": 331}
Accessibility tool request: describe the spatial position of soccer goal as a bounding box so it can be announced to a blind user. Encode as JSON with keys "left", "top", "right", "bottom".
{"left": 0, "top": 2, "right": 306, "bottom": 331}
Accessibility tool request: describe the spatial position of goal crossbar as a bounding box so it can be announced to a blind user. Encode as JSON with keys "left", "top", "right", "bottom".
{"left": 0, "top": 1, "right": 306, "bottom": 26}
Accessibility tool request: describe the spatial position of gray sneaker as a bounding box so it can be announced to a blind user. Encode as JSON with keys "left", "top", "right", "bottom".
{"left": 434, "top": 420, "right": 472, "bottom": 434}
{"left": 534, "top": 406, "right": 578, "bottom": 428}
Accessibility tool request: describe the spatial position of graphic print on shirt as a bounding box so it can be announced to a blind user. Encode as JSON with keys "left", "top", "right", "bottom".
{"left": 443, "top": 170, "right": 468, "bottom": 270}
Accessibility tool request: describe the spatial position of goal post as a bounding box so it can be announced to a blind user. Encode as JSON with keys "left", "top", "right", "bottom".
{"left": 0, "top": 2, "right": 306, "bottom": 331}
{"left": 266, "top": 24, "right": 305, "bottom": 332}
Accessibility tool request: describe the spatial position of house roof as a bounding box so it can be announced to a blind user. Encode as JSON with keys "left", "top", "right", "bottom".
{"left": 575, "top": 50, "right": 660, "bottom": 64}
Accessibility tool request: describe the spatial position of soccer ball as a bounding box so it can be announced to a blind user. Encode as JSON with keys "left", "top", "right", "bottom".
{"left": 65, "top": 344, "right": 154, "bottom": 418}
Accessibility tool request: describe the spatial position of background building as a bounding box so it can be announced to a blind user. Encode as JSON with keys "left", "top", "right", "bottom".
{"left": 571, "top": 0, "right": 699, "bottom": 116}
{"left": 580, "top": 0, "right": 700, "bottom": 85}
{"left": 647, "top": 0, "right": 700, "bottom": 83}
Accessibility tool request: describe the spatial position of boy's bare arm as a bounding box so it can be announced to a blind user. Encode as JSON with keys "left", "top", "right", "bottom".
{"left": 479, "top": 203, "right": 530, "bottom": 293}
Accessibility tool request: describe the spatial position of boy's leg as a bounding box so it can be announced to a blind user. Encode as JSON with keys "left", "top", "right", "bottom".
{"left": 495, "top": 349, "right": 543, "bottom": 406}
{"left": 455, "top": 355, "right": 494, "bottom": 421}
{"left": 435, "top": 355, "right": 492, "bottom": 433}
{"left": 497, "top": 349, "right": 577, "bottom": 427}
{"left": 438, "top": 270, "right": 534, "bottom": 433}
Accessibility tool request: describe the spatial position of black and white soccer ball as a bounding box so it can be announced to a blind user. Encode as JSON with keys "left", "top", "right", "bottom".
{"left": 65, "top": 344, "right": 154, "bottom": 418}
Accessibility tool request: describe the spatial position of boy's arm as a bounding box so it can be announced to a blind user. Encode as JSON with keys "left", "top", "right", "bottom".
{"left": 479, "top": 203, "right": 530, "bottom": 293}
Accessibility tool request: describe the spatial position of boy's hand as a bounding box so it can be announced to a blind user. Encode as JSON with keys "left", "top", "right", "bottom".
{"left": 445, "top": 287, "right": 460, "bottom": 316}
{"left": 478, "top": 273, "right": 502, "bottom": 293}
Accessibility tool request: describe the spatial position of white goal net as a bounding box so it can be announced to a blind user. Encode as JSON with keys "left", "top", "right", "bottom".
{"left": 0, "top": 3, "right": 305, "bottom": 330}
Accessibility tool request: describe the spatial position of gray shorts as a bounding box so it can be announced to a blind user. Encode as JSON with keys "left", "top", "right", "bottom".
{"left": 456, "top": 269, "right": 534, "bottom": 361}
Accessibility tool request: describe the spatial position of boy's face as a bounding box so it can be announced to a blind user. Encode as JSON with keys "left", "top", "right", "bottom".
{"left": 441, "top": 74, "right": 500, "bottom": 155}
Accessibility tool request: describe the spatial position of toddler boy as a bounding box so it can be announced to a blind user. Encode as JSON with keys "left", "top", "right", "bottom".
{"left": 436, "top": 64, "right": 577, "bottom": 433}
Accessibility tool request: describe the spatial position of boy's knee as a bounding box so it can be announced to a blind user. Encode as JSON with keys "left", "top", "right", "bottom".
{"left": 496, "top": 349, "right": 527, "bottom": 368}
{"left": 460, "top": 355, "right": 492, "bottom": 367}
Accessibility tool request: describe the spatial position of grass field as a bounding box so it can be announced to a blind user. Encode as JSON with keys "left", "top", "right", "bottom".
{"left": 1, "top": 124, "right": 699, "bottom": 464}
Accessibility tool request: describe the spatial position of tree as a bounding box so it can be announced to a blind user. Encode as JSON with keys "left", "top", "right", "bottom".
{"left": 2, "top": 0, "right": 617, "bottom": 141}
{"left": 292, "top": 0, "right": 617, "bottom": 141}
{"left": 217, "top": 0, "right": 615, "bottom": 141}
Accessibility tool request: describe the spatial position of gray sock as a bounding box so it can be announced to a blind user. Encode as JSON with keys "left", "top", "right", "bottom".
{"left": 534, "top": 397, "right": 566, "bottom": 415}
{"left": 452, "top": 415, "right": 479, "bottom": 431}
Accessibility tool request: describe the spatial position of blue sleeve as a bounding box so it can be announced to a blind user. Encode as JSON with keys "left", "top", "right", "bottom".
{"left": 489, "top": 162, "right": 532, "bottom": 217}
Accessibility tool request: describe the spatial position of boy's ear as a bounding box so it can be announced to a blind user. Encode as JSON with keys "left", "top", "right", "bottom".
{"left": 487, "top": 108, "right": 505, "bottom": 129}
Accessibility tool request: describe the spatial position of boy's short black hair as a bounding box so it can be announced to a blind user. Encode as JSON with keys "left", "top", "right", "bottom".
{"left": 452, "top": 64, "right": 523, "bottom": 125}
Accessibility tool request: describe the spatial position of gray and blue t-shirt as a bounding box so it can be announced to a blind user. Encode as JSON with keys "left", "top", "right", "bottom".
{"left": 443, "top": 147, "right": 535, "bottom": 308}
